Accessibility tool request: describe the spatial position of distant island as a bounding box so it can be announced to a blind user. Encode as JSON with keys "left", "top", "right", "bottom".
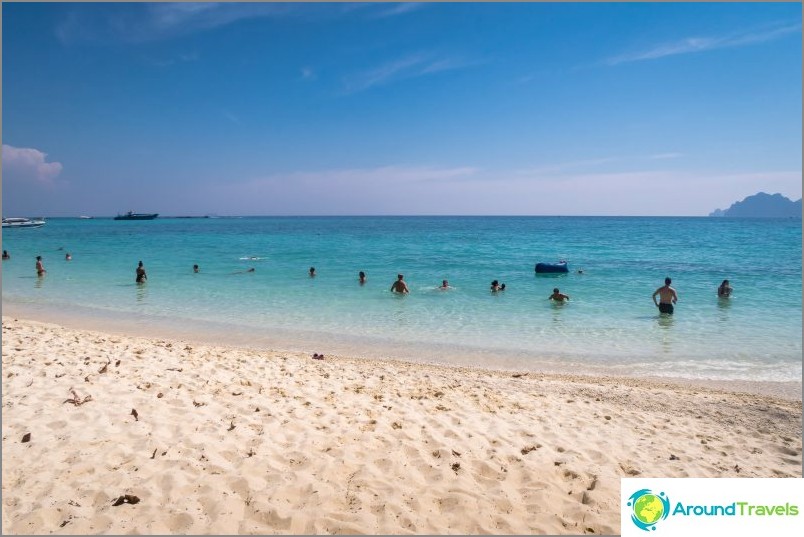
{"left": 709, "top": 192, "right": 802, "bottom": 218}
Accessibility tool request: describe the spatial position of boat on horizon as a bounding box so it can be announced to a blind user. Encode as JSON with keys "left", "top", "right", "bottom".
{"left": 113, "top": 212, "right": 159, "bottom": 221}
{"left": 2, "top": 217, "right": 46, "bottom": 229}
{"left": 79, "top": 215, "right": 94, "bottom": 219}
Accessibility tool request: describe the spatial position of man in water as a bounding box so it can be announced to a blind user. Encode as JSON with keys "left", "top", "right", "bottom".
{"left": 359, "top": 271, "right": 367, "bottom": 284}
{"left": 193, "top": 264, "right": 200, "bottom": 273}
{"left": 717, "top": 279, "right": 732, "bottom": 298}
{"left": 136, "top": 261, "right": 147, "bottom": 283}
{"left": 549, "top": 288, "right": 569, "bottom": 302}
{"left": 391, "top": 274, "right": 409, "bottom": 294}
{"left": 652, "top": 277, "right": 678, "bottom": 314}
{"left": 36, "top": 256, "right": 46, "bottom": 276}
{"left": 2, "top": 250, "right": 9, "bottom": 260}
{"left": 309, "top": 267, "right": 316, "bottom": 277}
{"left": 65, "top": 253, "right": 72, "bottom": 261}
{"left": 439, "top": 279, "right": 451, "bottom": 290}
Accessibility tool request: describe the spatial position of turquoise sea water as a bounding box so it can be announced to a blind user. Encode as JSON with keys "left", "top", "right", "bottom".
{"left": 1, "top": 216, "right": 801, "bottom": 382}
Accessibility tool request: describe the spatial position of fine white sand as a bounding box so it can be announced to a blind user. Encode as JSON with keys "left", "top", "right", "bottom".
{"left": 2, "top": 317, "right": 801, "bottom": 534}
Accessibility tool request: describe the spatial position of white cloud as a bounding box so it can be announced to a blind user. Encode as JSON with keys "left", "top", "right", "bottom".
{"left": 2, "top": 145, "right": 63, "bottom": 185}
{"left": 649, "top": 153, "right": 684, "bottom": 160}
{"left": 343, "top": 54, "right": 427, "bottom": 93}
{"left": 188, "top": 163, "right": 802, "bottom": 216}
{"left": 223, "top": 110, "right": 241, "bottom": 125}
{"left": 370, "top": 3, "right": 426, "bottom": 19}
{"left": 342, "top": 53, "right": 479, "bottom": 94}
{"left": 516, "top": 153, "right": 682, "bottom": 176}
{"left": 202, "top": 165, "right": 480, "bottom": 215}
{"left": 606, "top": 22, "right": 801, "bottom": 65}
{"left": 146, "top": 51, "right": 199, "bottom": 68}
{"left": 56, "top": 3, "right": 297, "bottom": 44}
{"left": 301, "top": 67, "right": 316, "bottom": 80}
{"left": 250, "top": 165, "right": 479, "bottom": 187}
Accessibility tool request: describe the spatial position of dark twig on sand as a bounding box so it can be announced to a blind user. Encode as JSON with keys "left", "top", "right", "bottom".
{"left": 63, "top": 389, "right": 92, "bottom": 406}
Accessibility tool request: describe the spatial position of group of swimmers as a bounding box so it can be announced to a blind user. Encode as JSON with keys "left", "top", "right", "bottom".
{"left": 6, "top": 252, "right": 734, "bottom": 316}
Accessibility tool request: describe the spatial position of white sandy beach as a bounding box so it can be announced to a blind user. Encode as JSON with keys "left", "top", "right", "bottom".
{"left": 2, "top": 317, "right": 801, "bottom": 534}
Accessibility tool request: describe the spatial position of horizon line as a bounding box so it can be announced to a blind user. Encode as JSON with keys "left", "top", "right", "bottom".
{"left": 11, "top": 214, "right": 802, "bottom": 219}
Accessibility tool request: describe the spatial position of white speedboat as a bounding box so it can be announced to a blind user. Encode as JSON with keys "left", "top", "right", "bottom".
{"left": 2, "top": 217, "right": 46, "bottom": 228}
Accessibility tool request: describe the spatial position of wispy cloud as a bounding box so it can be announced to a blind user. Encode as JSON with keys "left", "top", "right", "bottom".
{"left": 145, "top": 51, "right": 199, "bottom": 68}
{"left": 605, "top": 22, "right": 801, "bottom": 65}
{"left": 56, "top": 3, "right": 298, "bottom": 44}
{"left": 202, "top": 165, "right": 799, "bottom": 216}
{"left": 342, "top": 53, "right": 480, "bottom": 94}
{"left": 369, "top": 3, "right": 427, "bottom": 19}
{"left": 249, "top": 165, "right": 479, "bottom": 187}
{"left": 516, "top": 153, "right": 682, "bottom": 176}
{"left": 202, "top": 165, "right": 480, "bottom": 215}
{"left": 223, "top": 110, "right": 241, "bottom": 125}
{"left": 300, "top": 67, "right": 317, "bottom": 81}
{"left": 2, "top": 145, "right": 64, "bottom": 186}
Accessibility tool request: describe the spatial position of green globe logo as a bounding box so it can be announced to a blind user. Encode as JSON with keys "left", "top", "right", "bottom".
{"left": 627, "top": 489, "right": 670, "bottom": 531}
{"left": 634, "top": 494, "right": 664, "bottom": 524}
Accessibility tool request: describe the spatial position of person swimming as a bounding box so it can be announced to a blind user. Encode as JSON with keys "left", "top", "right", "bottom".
{"left": 2, "top": 250, "right": 10, "bottom": 260}
{"left": 234, "top": 267, "right": 255, "bottom": 274}
{"left": 549, "top": 287, "right": 569, "bottom": 302}
{"left": 359, "top": 271, "right": 366, "bottom": 284}
{"left": 193, "top": 264, "right": 199, "bottom": 273}
{"left": 309, "top": 266, "right": 316, "bottom": 277}
{"left": 65, "top": 253, "right": 72, "bottom": 261}
{"left": 439, "top": 279, "right": 451, "bottom": 290}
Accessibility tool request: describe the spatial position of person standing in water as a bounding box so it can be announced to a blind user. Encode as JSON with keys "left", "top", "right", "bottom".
{"left": 358, "top": 271, "right": 367, "bottom": 284}
{"left": 309, "top": 266, "right": 316, "bottom": 277}
{"left": 136, "top": 261, "right": 147, "bottom": 283}
{"left": 491, "top": 280, "right": 506, "bottom": 292}
{"left": 35, "top": 256, "right": 46, "bottom": 276}
{"left": 652, "top": 277, "right": 678, "bottom": 314}
{"left": 717, "top": 279, "right": 732, "bottom": 298}
{"left": 391, "top": 274, "right": 409, "bottom": 294}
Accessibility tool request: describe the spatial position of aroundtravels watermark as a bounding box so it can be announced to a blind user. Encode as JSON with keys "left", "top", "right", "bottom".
{"left": 621, "top": 479, "right": 803, "bottom": 535}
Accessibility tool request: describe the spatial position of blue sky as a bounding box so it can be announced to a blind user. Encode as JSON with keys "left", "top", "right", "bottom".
{"left": 2, "top": 2, "right": 801, "bottom": 216}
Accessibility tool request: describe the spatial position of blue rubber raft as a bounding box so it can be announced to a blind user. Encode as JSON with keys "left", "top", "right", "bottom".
{"left": 535, "top": 261, "right": 569, "bottom": 273}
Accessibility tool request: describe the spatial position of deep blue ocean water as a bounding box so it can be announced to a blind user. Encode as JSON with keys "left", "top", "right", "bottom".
{"left": 2, "top": 216, "right": 801, "bottom": 382}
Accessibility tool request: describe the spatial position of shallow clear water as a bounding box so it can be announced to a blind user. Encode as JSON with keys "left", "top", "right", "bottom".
{"left": 2, "top": 216, "right": 801, "bottom": 382}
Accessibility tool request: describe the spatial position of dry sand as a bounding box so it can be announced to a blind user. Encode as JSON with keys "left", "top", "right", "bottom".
{"left": 2, "top": 317, "right": 801, "bottom": 534}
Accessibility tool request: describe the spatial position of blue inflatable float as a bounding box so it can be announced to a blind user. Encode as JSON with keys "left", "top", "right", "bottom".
{"left": 535, "top": 261, "right": 569, "bottom": 273}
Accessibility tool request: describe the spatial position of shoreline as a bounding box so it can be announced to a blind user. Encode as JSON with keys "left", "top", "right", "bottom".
{"left": 2, "top": 316, "right": 802, "bottom": 534}
{"left": 2, "top": 303, "right": 801, "bottom": 401}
